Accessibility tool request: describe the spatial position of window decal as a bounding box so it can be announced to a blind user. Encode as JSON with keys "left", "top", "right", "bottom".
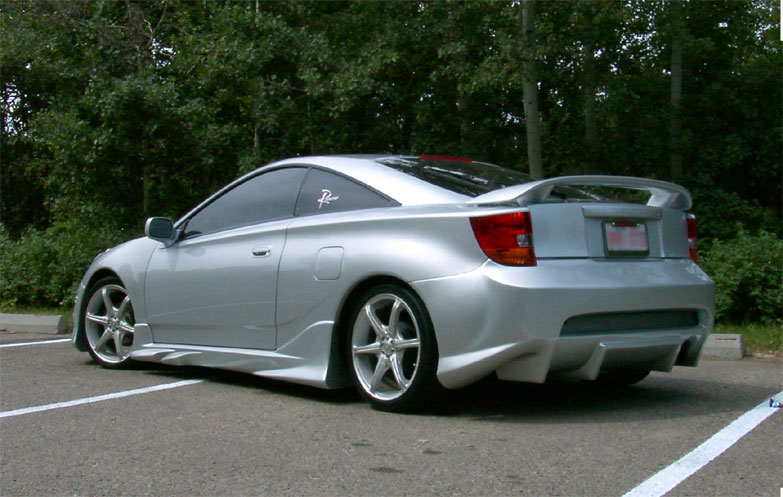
{"left": 295, "top": 168, "right": 392, "bottom": 217}
{"left": 317, "top": 189, "right": 340, "bottom": 209}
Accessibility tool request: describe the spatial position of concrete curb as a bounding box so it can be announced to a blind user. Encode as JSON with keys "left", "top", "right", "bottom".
{"left": 0, "top": 313, "right": 68, "bottom": 335}
{"left": 702, "top": 333, "right": 746, "bottom": 360}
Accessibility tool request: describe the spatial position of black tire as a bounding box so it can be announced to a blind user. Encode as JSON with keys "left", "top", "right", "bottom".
{"left": 81, "top": 276, "right": 136, "bottom": 369}
{"left": 346, "top": 284, "right": 442, "bottom": 412}
{"left": 594, "top": 368, "right": 651, "bottom": 386}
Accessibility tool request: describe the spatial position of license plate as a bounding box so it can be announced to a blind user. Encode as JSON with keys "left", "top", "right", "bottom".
{"left": 604, "top": 221, "right": 649, "bottom": 256}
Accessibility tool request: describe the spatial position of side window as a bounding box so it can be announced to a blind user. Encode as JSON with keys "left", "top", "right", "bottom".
{"left": 185, "top": 167, "right": 307, "bottom": 237}
{"left": 296, "top": 168, "right": 393, "bottom": 217}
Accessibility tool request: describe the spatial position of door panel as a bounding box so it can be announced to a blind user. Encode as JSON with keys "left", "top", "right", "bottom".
{"left": 144, "top": 221, "right": 289, "bottom": 349}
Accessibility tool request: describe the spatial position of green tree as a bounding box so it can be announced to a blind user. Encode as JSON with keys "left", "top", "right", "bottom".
{"left": 1, "top": 0, "right": 780, "bottom": 310}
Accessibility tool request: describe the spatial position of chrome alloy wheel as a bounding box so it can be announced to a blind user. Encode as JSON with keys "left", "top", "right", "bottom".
{"left": 351, "top": 293, "right": 422, "bottom": 401}
{"left": 84, "top": 283, "right": 135, "bottom": 365}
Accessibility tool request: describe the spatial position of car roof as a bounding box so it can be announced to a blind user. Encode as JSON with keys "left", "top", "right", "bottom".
{"left": 268, "top": 155, "right": 471, "bottom": 206}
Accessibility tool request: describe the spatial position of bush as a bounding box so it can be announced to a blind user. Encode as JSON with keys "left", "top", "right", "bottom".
{"left": 688, "top": 181, "right": 781, "bottom": 244}
{"left": 0, "top": 221, "right": 128, "bottom": 309}
{"left": 699, "top": 230, "right": 783, "bottom": 323}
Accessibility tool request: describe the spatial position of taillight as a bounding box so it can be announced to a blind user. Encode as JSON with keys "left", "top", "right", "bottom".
{"left": 470, "top": 211, "right": 536, "bottom": 266}
{"left": 686, "top": 215, "right": 698, "bottom": 263}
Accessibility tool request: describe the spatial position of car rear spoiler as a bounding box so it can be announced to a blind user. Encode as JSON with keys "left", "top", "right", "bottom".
{"left": 467, "top": 175, "right": 693, "bottom": 210}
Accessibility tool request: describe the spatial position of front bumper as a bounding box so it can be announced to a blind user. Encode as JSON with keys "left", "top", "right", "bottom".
{"left": 411, "top": 258, "right": 715, "bottom": 389}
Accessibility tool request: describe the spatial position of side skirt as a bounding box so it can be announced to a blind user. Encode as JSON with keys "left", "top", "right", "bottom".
{"left": 130, "top": 323, "right": 351, "bottom": 389}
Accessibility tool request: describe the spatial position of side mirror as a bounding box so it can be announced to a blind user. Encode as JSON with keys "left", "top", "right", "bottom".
{"left": 145, "top": 217, "right": 175, "bottom": 246}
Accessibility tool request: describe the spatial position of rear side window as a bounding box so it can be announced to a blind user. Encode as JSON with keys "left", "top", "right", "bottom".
{"left": 296, "top": 168, "right": 393, "bottom": 216}
{"left": 185, "top": 167, "right": 307, "bottom": 236}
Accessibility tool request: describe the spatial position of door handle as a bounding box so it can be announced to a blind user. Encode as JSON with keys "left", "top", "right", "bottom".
{"left": 251, "top": 245, "right": 272, "bottom": 257}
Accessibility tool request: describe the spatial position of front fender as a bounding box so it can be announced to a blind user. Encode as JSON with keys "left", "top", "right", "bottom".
{"left": 72, "top": 237, "right": 159, "bottom": 350}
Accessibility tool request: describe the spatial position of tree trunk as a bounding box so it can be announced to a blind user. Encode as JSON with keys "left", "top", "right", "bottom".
{"left": 457, "top": 94, "right": 472, "bottom": 157}
{"left": 142, "top": 140, "right": 151, "bottom": 217}
{"left": 669, "top": 0, "right": 683, "bottom": 182}
{"left": 582, "top": 0, "right": 597, "bottom": 174}
{"left": 521, "top": 0, "right": 543, "bottom": 179}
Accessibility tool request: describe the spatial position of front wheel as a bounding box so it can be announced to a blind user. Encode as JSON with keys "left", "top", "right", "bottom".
{"left": 82, "top": 276, "right": 136, "bottom": 368}
{"left": 347, "top": 284, "right": 441, "bottom": 412}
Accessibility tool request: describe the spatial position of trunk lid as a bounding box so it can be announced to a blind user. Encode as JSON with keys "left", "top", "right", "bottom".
{"left": 526, "top": 203, "right": 690, "bottom": 259}
{"left": 469, "top": 176, "right": 693, "bottom": 260}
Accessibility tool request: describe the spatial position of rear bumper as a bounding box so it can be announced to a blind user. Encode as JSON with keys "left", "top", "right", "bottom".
{"left": 411, "top": 258, "right": 715, "bottom": 389}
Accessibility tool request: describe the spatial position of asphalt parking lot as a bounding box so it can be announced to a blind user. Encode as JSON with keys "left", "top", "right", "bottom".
{"left": 1, "top": 331, "right": 781, "bottom": 497}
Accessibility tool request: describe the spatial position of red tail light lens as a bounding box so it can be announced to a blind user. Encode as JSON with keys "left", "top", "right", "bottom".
{"left": 470, "top": 212, "right": 536, "bottom": 266}
{"left": 686, "top": 215, "right": 698, "bottom": 263}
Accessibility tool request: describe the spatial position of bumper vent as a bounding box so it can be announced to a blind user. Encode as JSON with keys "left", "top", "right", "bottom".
{"left": 561, "top": 310, "right": 700, "bottom": 336}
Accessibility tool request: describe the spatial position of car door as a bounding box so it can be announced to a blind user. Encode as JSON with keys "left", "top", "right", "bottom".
{"left": 144, "top": 167, "right": 307, "bottom": 349}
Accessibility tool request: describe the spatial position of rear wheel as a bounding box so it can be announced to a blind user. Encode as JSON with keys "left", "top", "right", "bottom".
{"left": 347, "top": 284, "right": 441, "bottom": 412}
{"left": 82, "top": 276, "right": 136, "bottom": 368}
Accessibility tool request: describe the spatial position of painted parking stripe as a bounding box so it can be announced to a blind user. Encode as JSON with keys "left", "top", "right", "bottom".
{"left": 0, "top": 338, "right": 71, "bottom": 348}
{"left": 623, "top": 390, "right": 783, "bottom": 497}
{"left": 0, "top": 379, "right": 204, "bottom": 419}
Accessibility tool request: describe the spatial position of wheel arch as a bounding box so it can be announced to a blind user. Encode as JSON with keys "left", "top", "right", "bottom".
{"left": 327, "top": 275, "right": 435, "bottom": 386}
{"left": 73, "top": 268, "right": 123, "bottom": 350}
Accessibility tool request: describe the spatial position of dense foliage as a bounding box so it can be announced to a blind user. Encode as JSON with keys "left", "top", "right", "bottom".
{"left": 700, "top": 231, "right": 782, "bottom": 323}
{"left": 0, "top": 221, "right": 127, "bottom": 307}
{"left": 1, "top": 0, "right": 780, "bottom": 317}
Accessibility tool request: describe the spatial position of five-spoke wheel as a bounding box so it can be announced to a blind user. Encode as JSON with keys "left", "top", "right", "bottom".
{"left": 83, "top": 277, "right": 135, "bottom": 368}
{"left": 348, "top": 284, "right": 440, "bottom": 411}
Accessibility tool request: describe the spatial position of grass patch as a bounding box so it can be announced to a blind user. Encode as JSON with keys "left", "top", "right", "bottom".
{"left": 714, "top": 322, "right": 782, "bottom": 357}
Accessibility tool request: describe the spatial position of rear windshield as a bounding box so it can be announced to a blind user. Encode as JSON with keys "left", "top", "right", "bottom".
{"left": 376, "top": 157, "right": 607, "bottom": 203}
{"left": 377, "top": 157, "right": 535, "bottom": 197}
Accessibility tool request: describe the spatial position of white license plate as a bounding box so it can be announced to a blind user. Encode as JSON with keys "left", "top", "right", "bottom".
{"left": 604, "top": 221, "right": 649, "bottom": 256}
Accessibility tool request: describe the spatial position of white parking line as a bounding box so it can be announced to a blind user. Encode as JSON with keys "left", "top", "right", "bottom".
{"left": 623, "top": 390, "right": 783, "bottom": 497}
{"left": 0, "top": 379, "right": 204, "bottom": 419}
{"left": 0, "top": 338, "right": 71, "bottom": 348}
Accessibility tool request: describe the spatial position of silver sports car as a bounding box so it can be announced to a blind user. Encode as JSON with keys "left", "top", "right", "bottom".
{"left": 72, "top": 155, "right": 715, "bottom": 411}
